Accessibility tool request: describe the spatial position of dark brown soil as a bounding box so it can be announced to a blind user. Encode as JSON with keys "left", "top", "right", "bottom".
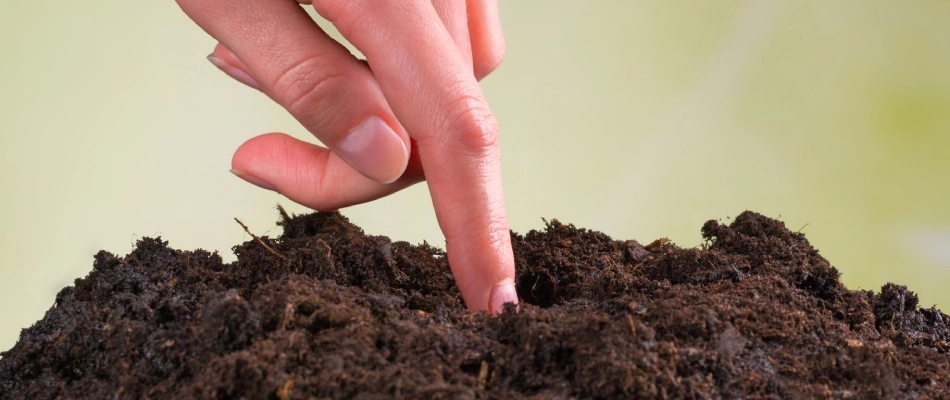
{"left": 1, "top": 210, "right": 948, "bottom": 399}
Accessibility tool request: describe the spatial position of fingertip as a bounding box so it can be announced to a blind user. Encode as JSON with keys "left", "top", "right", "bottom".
{"left": 488, "top": 282, "right": 519, "bottom": 315}
{"left": 469, "top": 0, "right": 506, "bottom": 81}
{"left": 211, "top": 42, "right": 231, "bottom": 62}
{"left": 230, "top": 133, "right": 295, "bottom": 193}
{"left": 231, "top": 132, "right": 339, "bottom": 210}
{"left": 230, "top": 168, "right": 277, "bottom": 192}
{"left": 473, "top": 46, "right": 504, "bottom": 82}
{"left": 230, "top": 132, "right": 295, "bottom": 173}
{"left": 230, "top": 132, "right": 423, "bottom": 212}
{"left": 207, "top": 44, "right": 260, "bottom": 90}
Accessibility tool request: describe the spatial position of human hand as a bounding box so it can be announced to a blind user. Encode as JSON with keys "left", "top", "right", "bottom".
{"left": 176, "top": 0, "right": 518, "bottom": 313}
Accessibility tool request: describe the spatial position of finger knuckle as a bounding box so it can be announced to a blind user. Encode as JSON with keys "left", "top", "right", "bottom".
{"left": 272, "top": 56, "right": 349, "bottom": 122}
{"left": 440, "top": 94, "right": 500, "bottom": 155}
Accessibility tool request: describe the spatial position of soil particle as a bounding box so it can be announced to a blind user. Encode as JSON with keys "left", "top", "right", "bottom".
{"left": 1, "top": 210, "right": 948, "bottom": 399}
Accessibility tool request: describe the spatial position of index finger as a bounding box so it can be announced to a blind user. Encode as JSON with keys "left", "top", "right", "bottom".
{"left": 311, "top": 0, "right": 517, "bottom": 313}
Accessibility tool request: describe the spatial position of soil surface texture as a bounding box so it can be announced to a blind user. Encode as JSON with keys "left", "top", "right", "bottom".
{"left": 1, "top": 210, "right": 949, "bottom": 399}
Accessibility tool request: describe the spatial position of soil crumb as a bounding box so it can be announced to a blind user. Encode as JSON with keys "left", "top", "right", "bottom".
{"left": 1, "top": 210, "right": 948, "bottom": 399}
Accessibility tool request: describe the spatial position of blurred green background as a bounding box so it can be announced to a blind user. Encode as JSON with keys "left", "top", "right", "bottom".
{"left": 2, "top": 1, "right": 948, "bottom": 352}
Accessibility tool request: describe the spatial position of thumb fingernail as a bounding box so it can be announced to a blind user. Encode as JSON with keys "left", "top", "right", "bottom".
{"left": 336, "top": 116, "right": 409, "bottom": 184}
{"left": 489, "top": 282, "right": 519, "bottom": 315}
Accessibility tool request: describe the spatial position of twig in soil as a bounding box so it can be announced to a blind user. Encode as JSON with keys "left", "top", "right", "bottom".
{"left": 317, "top": 239, "right": 333, "bottom": 259}
{"left": 235, "top": 218, "right": 288, "bottom": 261}
{"left": 276, "top": 378, "right": 294, "bottom": 400}
{"left": 478, "top": 360, "right": 489, "bottom": 389}
{"left": 626, "top": 314, "right": 638, "bottom": 337}
{"left": 644, "top": 237, "right": 671, "bottom": 251}
{"left": 280, "top": 302, "right": 294, "bottom": 330}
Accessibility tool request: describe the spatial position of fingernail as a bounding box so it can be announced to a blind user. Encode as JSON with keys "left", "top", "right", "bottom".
{"left": 230, "top": 169, "right": 277, "bottom": 192}
{"left": 489, "top": 283, "right": 519, "bottom": 315}
{"left": 208, "top": 54, "right": 261, "bottom": 91}
{"left": 336, "top": 116, "right": 409, "bottom": 184}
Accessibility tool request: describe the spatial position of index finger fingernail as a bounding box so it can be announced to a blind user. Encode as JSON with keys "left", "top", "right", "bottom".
{"left": 489, "top": 282, "right": 519, "bottom": 315}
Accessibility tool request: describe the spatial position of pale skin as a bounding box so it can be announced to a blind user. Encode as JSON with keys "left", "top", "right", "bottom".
{"left": 175, "top": 0, "right": 519, "bottom": 313}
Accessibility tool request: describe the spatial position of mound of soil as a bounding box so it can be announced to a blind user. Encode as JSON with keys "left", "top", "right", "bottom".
{"left": 1, "top": 210, "right": 948, "bottom": 399}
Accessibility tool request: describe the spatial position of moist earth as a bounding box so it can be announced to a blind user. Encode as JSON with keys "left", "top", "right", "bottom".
{"left": 1, "top": 210, "right": 948, "bottom": 399}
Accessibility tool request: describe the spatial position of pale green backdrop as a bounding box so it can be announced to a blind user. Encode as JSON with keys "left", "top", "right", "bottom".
{"left": 2, "top": 1, "right": 948, "bottom": 352}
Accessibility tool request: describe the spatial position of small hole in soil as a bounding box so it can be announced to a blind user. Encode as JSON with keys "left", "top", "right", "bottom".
{"left": 295, "top": 301, "right": 316, "bottom": 317}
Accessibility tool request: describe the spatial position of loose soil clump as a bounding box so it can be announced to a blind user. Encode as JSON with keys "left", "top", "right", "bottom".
{"left": 1, "top": 210, "right": 948, "bottom": 399}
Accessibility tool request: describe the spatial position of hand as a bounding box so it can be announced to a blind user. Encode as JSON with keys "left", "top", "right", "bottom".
{"left": 176, "top": 0, "right": 518, "bottom": 313}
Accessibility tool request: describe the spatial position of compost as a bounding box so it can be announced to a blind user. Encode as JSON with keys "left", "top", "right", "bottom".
{"left": 1, "top": 210, "right": 948, "bottom": 399}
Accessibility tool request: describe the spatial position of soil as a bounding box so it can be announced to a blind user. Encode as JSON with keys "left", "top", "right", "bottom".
{"left": 1, "top": 210, "right": 948, "bottom": 399}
